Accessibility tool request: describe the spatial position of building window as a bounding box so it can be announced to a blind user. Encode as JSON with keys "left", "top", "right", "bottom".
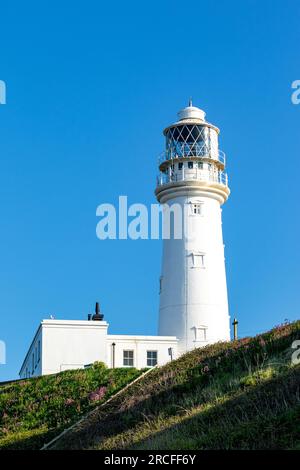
{"left": 195, "top": 327, "right": 207, "bottom": 342}
{"left": 188, "top": 161, "right": 193, "bottom": 169}
{"left": 38, "top": 340, "right": 41, "bottom": 362}
{"left": 198, "top": 161, "right": 203, "bottom": 169}
{"left": 192, "top": 253, "right": 205, "bottom": 268}
{"left": 32, "top": 354, "right": 34, "bottom": 374}
{"left": 159, "top": 276, "right": 163, "bottom": 294}
{"left": 178, "top": 162, "right": 183, "bottom": 170}
{"left": 171, "top": 164, "right": 175, "bottom": 170}
{"left": 123, "top": 350, "right": 134, "bottom": 367}
{"left": 147, "top": 351, "right": 158, "bottom": 367}
{"left": 192, "top": 203, "right": 203, "bottom": 215}
{"left": 35, "top": 347, "right": 37, "bottom": 367}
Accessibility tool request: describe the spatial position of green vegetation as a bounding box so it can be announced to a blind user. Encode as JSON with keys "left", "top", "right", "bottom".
{"left": 51, "top": 321, "right": 300, "bottom": 450}
{"left": 0, "top": 362, "right": 142, "bottom": 450}
{"left": 1, "top": 321, "right": 300, "bottom": 450}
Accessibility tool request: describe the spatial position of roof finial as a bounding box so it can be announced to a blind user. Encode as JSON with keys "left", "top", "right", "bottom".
{"left": 188, "top": 97, "right": 193, "bottom": 107}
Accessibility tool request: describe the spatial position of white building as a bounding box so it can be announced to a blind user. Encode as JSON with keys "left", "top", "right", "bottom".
{"left": 19, "top": 304, "right": 178, "bottom": 378}
{"left": 19, "top": 102, "right": 231, "bottom": 378}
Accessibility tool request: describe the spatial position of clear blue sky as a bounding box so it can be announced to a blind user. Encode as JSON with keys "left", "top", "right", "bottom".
{"left": 0, "top": 0, "right": 299, "bottom": 380}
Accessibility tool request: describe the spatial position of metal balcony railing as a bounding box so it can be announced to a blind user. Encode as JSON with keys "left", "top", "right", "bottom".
{"left": 158, "top": 146, "right": 226, "bottom": 166}
{"left": 156, "top": 168, "right": 228, "bottom": 187}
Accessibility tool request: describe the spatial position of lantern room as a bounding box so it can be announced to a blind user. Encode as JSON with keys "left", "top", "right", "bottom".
{"left": 163, "top": 101, "right": 222, "bottom": 163}
{"left": 157, "top": 101, "right": 228, "bottom": 189}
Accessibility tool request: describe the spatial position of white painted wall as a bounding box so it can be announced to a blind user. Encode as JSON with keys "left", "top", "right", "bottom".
{"left": 19, "top": 321, "right": 178, "bottom": 377}
{"left": 20, "top": 328, "right": 42, "bottom": 379}
{"left": 107, "top": 335, "right": 178, "bottom": 368}
{"left": 41, "top": 320, "right": 108, "bottom": 375}
{"left": 158, "top": 192, "right": 230, "bottom": 354}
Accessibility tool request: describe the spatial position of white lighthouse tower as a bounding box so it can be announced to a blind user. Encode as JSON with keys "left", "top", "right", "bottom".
{"left": 156, "top": 101, "right": 231, "bottom": 354}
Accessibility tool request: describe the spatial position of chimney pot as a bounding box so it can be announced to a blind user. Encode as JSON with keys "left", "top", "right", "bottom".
{"left": 91, "top": 301, "right": 104, "bottom": 321}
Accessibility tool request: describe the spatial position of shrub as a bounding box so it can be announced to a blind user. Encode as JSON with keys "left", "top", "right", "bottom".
{"left": 0, "top": 367, "right": 141, "bottom": 449}
{"left": 92, "top": 361, "right": 107, "bottom": 371}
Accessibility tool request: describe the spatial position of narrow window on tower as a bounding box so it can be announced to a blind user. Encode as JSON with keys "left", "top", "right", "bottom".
{"left": 194, "top": 327, "right": 207, "bottom": 342}
{"left": 159, "top": 276, "right": 163, "bottom": 294}
{"left": 191, "top": 203, "right": 203, "bottom": 215}
{"left": 178, "top": 162, "right": 183, "bottom": 170}
{"left": 198, "top": 161, "right": 203, "bottom": 169}
{"left": 188, "top": 161, "right": 193, "bottom": 169}
{"left": 192, "top": 252, "right": 205, "bottom": 268}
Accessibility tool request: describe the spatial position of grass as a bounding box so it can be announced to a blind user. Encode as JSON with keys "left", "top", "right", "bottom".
{"left": 1, "top": 321, "right": 300, "bottom": 450}
{"left": 49, "top": 320, "right": 300, "bottom": 450}
{"left": 0, "top": 362, "right": 142, "bottom": 450}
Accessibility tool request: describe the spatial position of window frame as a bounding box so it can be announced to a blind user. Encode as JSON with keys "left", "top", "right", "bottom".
{"left": 192, "top": 252, "right": 206, "bottom": 268}
{"left": 192, "top": 203, "right": 203, "bottom": 215}
{"left": 147, "top": 350, "right": 158, "bottom": 367}
{"left": 195, "top": 327, "right": 208, "bottom": 342}
{"left": 123, "top": 350, "right": 134, "bottom": 367}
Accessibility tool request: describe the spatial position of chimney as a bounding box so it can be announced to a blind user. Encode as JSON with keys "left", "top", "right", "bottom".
{"left": 91, "top": 302, "right": 104, "bottom": 321}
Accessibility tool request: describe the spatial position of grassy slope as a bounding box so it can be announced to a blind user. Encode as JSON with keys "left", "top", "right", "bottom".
{"left": 51, "top": 321, "right": 300, "bottom": 450}
{"left": 0, "top": 363, "right": 142, "bottom": 450}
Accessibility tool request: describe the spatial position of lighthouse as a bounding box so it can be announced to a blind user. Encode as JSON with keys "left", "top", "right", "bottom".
{"left": 156, "top": 101, "right": 231, "bottom": 354}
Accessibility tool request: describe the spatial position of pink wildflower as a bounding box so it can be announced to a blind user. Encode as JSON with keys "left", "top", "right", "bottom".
{"left": 89, "top": 386, "right": 107, "bottom": 402}
{"left": 65, "top": 398, "right": 75, "bottom": 406}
